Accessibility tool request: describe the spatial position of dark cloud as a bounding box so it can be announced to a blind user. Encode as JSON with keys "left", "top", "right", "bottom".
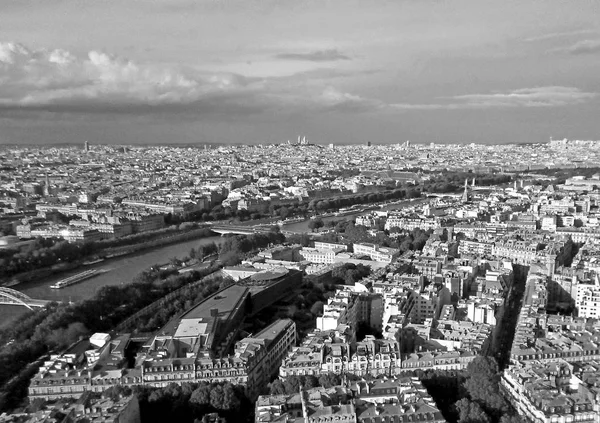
{"left": 275, "top": 49, "right": 351, "bottom": 62}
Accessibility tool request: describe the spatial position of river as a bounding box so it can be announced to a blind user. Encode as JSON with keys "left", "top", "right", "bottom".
{"left": 0, "top": 197, "right": 427, "bottom": 329}
{"left": 0, "top": 235, "right": 224, "bottom": 329}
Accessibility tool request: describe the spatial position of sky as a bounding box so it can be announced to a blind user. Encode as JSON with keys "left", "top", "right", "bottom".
{"left": 1, "top": 0, "right": 600, "bottom": 146}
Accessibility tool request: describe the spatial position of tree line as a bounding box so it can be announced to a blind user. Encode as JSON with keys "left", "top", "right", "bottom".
{"left": 420, "top": 357, "right": 523, "bottom": 423}
{"left": 108, "top": 381, "right": 253, "bottom": 423}
{"left": 268, "top": 373, "right": 342, "bottom": 395}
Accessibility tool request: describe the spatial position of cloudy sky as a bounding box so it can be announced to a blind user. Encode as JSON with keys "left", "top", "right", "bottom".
{"left": 1, "top": 0, "right": 599, "bottom": 145}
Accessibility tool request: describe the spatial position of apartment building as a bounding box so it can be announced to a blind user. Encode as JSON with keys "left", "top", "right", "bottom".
{"left": 575, "top": 276, "right": 600, "bottom": 319}
{"left": 501, "top": 360, "right": 600, "bottom": 423}
{"left": 353, "top": 243, "right": 400, "bottom": 263}
{"left": 256, "top": 378, "right": 445, "bottom": 423}
{"left": 298, "top": 247, "right": 339, "bottom": 264}
{"left": 314, "top": 241, "right": 348, "bottom": 252}
{"left": 458, "top": 239, "right": 494, "bottom": 257}
{"left": 466, "top": 299, "right": 497, "bottom": 325}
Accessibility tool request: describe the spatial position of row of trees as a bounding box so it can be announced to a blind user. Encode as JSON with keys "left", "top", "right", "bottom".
{"left": 121, "top": 273, "right": 228, "bottom": 333}
{"left": 421, "top": 357, "right": 523, "bottom": 423}
{"left": 268, "top": 373, "right": 342, "bottom": 395}
{"left": 129, "top": 381, "right": 252, "bottom": 423}
{"left": 0, "top": 237, "right": 96, "bottom": 279}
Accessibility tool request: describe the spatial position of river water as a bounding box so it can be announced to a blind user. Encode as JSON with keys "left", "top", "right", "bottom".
{"left": 0, "top": 198, "right": 426, "bottom": 329}
{"left": 0, "top": 236, "right": 224, "bottom": 329}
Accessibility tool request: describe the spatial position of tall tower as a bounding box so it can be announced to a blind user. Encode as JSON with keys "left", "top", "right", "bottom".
{"left": 43, "top": 173, "right": 50, "bottom": 196}
{"left": 84, "top": 141, "right": 89, "bottom": 152}
{"left": 461, "top": 178, "right": 470, "bottom": 203}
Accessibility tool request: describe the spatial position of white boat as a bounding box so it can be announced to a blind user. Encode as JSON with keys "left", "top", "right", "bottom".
{"left": 82, "top": 258, "right": 105, "bottom": 266}
{"left": 49, "top": 269, "right": 107, "bottom": 289}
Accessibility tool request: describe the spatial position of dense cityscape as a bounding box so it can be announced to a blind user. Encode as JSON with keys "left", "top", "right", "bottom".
{"left": 1, "top": 139, "right": 600, "bottom": 423}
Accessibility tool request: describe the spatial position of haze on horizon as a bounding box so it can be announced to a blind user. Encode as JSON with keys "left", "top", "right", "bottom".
{"left": 1, "top": 0, "right": 599, "bottom": 146}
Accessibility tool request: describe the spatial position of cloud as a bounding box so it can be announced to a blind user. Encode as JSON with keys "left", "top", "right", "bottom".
{"left": 275, "top": 49, "right": 351, "bottom": 62}
{"left": 525, "top": 29, "right": 598, "bottom": 42}
{"left": 387, "top": 86, "right": 597, "bottom": 110}
{"left": 447, "top": 86, "right": 596, "bottom": 108}
{"left": 315, "top": 87, "right": 385, "bottom": 112}
{"left": 293, "top": 86, "right": 596, "bottom": 114}
{"left": 0, "top": 42, "right": 594, "bottom": 119}
{"left": 562, "top": 39, "right": 600, "bottom": 55}
{"left": 546, "top": 38, "right": 600, "bottom": 55}
{"left": 0, "top": 41, "right": 255, "bottom": 111}
{"left": 0, "top": 41, "right": 361, "bottom": 117}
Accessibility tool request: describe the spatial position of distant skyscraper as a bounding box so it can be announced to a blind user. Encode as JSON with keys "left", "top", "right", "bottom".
{"left": 366, "top": 141, "right": 372, "bottom": 147}
{"left": 84, "top": 141, "right": 89, "bottom": 151}
{"left": 329, "top": 143, "right": 334, "bottom": 150}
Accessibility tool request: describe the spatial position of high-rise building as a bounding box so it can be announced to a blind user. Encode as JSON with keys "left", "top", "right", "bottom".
{"left": 84, "top": 141, "right": 89, "bottom": 151}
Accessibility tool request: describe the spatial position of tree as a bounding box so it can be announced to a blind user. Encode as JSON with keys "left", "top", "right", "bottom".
{"left": 279, "top": 206, "right": 290, "bottom": 219}
{"left": 455, "top": 398, "right": 491, "bottom": 423}
{"left": 283, "top": 376, "right": 302, "bottom": 394}
{"left": 269, "top": 379, "right": 286, "bottom": 395}
{"left": 304, "top": 375, "right": 318, "bottom": 389}
{"left": 310, "top": 301, "right": 324, "bottom": 316}
{"left": 500, "top": 415, "right": 524, "bottom": 423}
{"left": 308, "top": 218, "right": 324, "bottom": 232}
{"left": 190, "top": 385, "right": 211, "bottom": 406}
{"left": 46, "top": 322, "right": 89, "bottom": 349}
{"left": 222, "top": 383, "right": 241, "bottom": 410}
{"left": 318, "top": 373, "right": 341, "bottom": 388}
{"left": 209, "top": 385, "right": 224, "bottom": 409}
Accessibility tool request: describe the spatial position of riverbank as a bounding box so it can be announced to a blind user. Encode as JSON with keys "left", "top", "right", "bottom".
{"left": 1, "top": 227, "right": 217, "bottom": 287}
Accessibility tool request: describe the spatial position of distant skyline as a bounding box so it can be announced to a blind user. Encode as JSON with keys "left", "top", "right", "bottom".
{"left": 1, "top": 0, "right": 600, "bottom": 145}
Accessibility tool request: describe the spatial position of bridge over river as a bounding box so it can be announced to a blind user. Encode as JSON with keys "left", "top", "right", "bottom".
{"left": 0, "top": 287, "right": 50, "bottom": 310}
